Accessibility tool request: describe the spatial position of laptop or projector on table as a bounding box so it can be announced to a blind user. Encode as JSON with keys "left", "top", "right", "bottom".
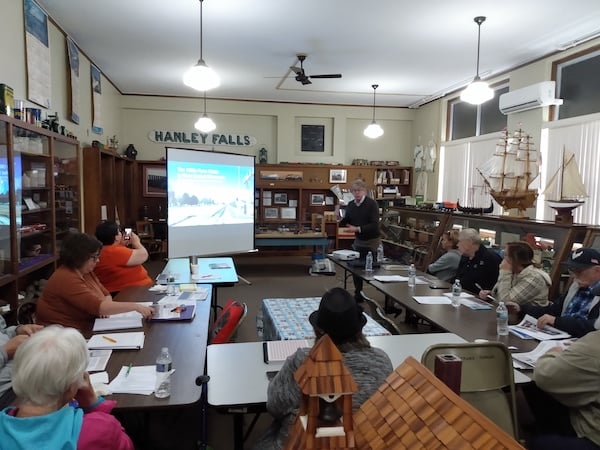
{"left": 332, "top": 249, "right": 360, "bottom": 260}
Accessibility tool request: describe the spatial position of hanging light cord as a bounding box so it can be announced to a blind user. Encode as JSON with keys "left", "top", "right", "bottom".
{"left": 371, "top": 84, "right": 378, "bottom": 121}
{"left": 203, "top": 91, "right": 207, "bottom": 114}
{"left": 474, "top": 16, "right": 486, "bottom": 78}
{"left": 199, "top": 0, "right": 204, "bottom": 61}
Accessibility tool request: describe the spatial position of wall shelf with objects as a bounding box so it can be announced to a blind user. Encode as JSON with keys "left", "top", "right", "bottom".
{"left": 384, "top": 206, "right": 590, "bottom": 300}
{"left": 82, "top": 146, "right": 136, "bottom": 234}
{"left": 0, "top": 115, "right": 81, "bottom": 319}
{"left": 254, "top": 163, "right": 413, "bottom": 254}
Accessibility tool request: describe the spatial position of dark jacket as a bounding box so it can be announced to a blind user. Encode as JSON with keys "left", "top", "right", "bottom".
{"left": 456, "top": 245, "right": 502, "bottom": 294}
{"left": 339, "top": 196, "right": 380, "bottom": 241}
{"left": 521, "top": 281, "right": 600, "bottom": 338}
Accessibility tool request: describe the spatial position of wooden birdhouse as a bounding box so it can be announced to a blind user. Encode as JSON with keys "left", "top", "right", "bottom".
{"left": 284, "top": 334, "right": 358, "bottom": 450}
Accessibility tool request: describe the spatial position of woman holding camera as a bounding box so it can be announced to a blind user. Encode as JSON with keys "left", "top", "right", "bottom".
{"left": 94, "top": 221, "right": 153, "bottom": 296}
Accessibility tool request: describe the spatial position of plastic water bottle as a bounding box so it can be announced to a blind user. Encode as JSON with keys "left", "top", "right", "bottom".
{"left": 408, "top": 264, "right": 416, "bottom": 287}
{"left": 496, "top": 301, "right": 509, "bottom": 336}
{"left": 365, "top": 251, "right": 374, "bottom": 272}
{"left": 155, "top": 347, "right": 172, "bottom": 398}
{"left": 376, "top": 242, "right": 384, "bottom": 263}
{"left": 166, "top": 272, "right": 177, "bottom": 296}
{"left": 451, "top": 279, "right": 462, "bottom": 308}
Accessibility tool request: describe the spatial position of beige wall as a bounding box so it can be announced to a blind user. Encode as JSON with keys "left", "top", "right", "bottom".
{"left": 1, "top": 0, "right": 599, "bottom": 194}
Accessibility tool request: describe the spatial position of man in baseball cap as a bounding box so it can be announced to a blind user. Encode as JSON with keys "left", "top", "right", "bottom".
{"left": 507, "top": 247, "right": 600, "bottom": 337}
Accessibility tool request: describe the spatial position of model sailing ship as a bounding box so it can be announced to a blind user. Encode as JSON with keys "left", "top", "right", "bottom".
{"left": 477, "top": 128, "right": 539, "bottom": 215}
{"left": 542, "top": 147, "right": 587, "bottom": 223}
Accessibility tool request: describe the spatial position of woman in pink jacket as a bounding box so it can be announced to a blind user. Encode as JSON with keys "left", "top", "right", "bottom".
{"left": 0, "top": 326, "right": 133, "bottom": 450}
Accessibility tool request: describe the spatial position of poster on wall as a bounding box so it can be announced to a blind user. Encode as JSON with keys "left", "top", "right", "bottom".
{"left": 24, "top": 0, "right": 51, "bottom": 108}
{"left": 66, "top": 37, "right": 80, "bottom": 124}
{"left": 91, "top": 65, "right": 103, "bottom": 134}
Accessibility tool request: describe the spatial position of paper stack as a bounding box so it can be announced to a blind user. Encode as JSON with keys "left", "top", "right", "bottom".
{"left": 108, "top": 365, "right": 156, "bottom": 395}
{"left": 87, "top": 332, "right": 145, "bottom": 350}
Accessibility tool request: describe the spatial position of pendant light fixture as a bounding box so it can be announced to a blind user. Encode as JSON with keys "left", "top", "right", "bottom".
{"left": 183, "top": 0, "right": 220, "bottom": 92}
{"left": 194, "top": 91, "right": 216, "bottom": 133}
{"left": 460, "top": 16, "right": 494, "bottom": 105}
{"left": 364, "top": 84, "right": 384, "bottom": 139}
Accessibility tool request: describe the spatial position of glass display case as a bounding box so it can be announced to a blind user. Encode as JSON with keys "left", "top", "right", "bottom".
{"left": 384, "top": 206, "right": 590, "bottom": 300}
{"left": 0, "top": 115, "right": 80, "bottom": 318}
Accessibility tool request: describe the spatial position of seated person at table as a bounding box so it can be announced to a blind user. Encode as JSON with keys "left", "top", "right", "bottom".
{"left": 478, "top": 241, "right": 550, "bottom": 307}
{"left": 507, "top": 248, "right": 600, "bottom": 338}
{"left": 0, "top": 318, "right": 42, "bottom": 410}
{"left": 0, "top": 325, "right": 134, "bottom": 449}
{"left": 427, "top": 229, "right": 461, "bottom": 282}
{"left": 253, "top": 287, "right": 393, "bottom": 450}
{"left": 338, "top": 179, "right": 381, "bottom": 303}
{"left": 36, "top": 233, "right": 154, "bottom": 337}
{"left": 455, "top": 228, "right": 502, "bottom": 293}
{"left": 525, "top": 329, "right": 600, "bottom": 450}
{"left": 94, "top": 221, "right": 153, "bottom": 295}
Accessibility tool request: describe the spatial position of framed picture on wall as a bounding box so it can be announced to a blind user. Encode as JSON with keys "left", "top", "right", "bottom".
{"left": 280, "top": 207, "right": 297, "bottom": 219}
{"left": 311, "top": 194, "right": 325, "bottom": 206}
{"left": 301, "top": 124, "right": 325, "bottom": 152}
{"left": 264, "top": 207, "right": 279, "bottom": 219}
{"left": 273, "top": 193, "right": 288, "bottom": 204}
{"left": 143, "top": 164, "right": 167, "bottom": 197}
{"left": 329, "top": 169, "right": 347, "bottom": 183}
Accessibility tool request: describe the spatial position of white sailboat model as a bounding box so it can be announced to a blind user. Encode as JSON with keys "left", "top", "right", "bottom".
{"left": 543, "top": 148, "right": 587, "bottom": 223}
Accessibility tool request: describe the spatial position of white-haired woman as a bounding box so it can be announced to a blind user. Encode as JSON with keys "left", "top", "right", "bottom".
{"left": 0, "top": 326, "right": 133, "bottom": 450}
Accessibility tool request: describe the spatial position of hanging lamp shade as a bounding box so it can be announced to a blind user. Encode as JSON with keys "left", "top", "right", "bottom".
{"left": 194, "top": 91, "right": 216, "bottom": 133}
{"left": 195, "top": 113, "right": 216, "bottom": 133}
{"left": 460, "top": 16, "right": 494, "bottom": 105}
{"left": 364, "top": 84, "right": 384, "bottom": 139}
{"left": 183, "top": 0, "right": 220, "bottom": 91}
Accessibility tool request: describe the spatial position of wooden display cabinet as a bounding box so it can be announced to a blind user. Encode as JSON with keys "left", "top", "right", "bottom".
{"left": 0, "top": 115, "right": 81, "bottom": 317}
{"left": 384, "top": 206, "right": 590, "bottom": 300}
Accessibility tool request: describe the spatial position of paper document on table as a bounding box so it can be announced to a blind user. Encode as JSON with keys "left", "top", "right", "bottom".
{"left": 263, "top": 339, "right": 313, "bottom": 364}
{"left": 108, "top": 365, "right": 155, "bottom": 395}
{"left": 373, "top": 275, "right": 407, "bottom": 282}
{"left": 509, "top": 314, "right": 572, "bottom": 340}
{"left": 413, "top": 296, "right": 452, "bottom": 305}
{"left": 441, "top": 293, "right": 492, "bottom": 310}
{"left": 512, "top": 339, "right": 576, "bottom": 368}
{"left": 93, "top": 312, "right": 143, "bottom": 332}
{"left": 87, "top": 349, "right": 112, "bottom": 372}
{"left": 87, "top": 332, "right": 145, "bottom": 350}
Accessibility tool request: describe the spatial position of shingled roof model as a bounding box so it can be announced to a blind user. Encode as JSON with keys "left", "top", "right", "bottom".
{"left": 354, "top": 356, "right": 525, "bottom": 449}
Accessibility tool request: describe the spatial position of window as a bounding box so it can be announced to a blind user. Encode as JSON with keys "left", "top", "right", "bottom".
{"left": 448, "top": 84, "right": 508, "bottom": 140}
{"left": 554, "top": 47, "right": 600, "bottom": 120}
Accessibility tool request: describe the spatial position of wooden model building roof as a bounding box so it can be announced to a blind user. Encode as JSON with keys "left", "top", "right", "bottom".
{"left": 353, "top": 356, "right": 525, "bottom": 450}
{"left": 294, "top": 334, "right": 359, "bottom": 396}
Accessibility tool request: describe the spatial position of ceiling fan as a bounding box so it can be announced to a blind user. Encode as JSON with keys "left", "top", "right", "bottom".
{"left": 290, "top": 54, "right": 342, "bottom": 85}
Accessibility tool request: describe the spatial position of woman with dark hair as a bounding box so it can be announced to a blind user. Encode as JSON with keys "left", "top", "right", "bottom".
{"left": 253, "top": 287, "right": 393, "bottom": 450}
{"left": 427, "top": 229, "right": 461, "bottom": 282}
{"left": 36, "top": 233, "right": 153, "bottom": 337}
{"left": 478, "top": 241, "right": 551, "bottom": 307}
{"left": 94, "top": 221, "right": 152, "bottom": 295}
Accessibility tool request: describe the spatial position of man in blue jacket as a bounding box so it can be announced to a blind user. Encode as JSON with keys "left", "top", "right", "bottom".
{"left": 507, "top": 247, "right": 600, "bottom": 338}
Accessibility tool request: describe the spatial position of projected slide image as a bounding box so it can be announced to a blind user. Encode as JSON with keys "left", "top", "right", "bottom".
{"left": 167, "top": 161, "right": 254, "bottom": 227}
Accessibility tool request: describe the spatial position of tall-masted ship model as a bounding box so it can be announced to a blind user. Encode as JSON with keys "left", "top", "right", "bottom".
{"left": 542, "top": 147, "right": 587, "bottom": 223}
{"left": 476, "top": 127, "right": 540, "bottom": 215}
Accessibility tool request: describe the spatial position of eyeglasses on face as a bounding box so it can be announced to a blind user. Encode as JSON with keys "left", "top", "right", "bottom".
{"left": 89, "top": 253, "right": 100, "bottom": 261}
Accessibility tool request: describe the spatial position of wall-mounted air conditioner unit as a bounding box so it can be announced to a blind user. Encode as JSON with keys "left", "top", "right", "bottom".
{"left": 499, "top": 81, "right": 563, "bottom": 115}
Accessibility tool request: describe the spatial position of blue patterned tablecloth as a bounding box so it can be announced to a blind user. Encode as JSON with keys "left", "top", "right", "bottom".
{"left": 262, "top": 297, "right": 390, "bottom": 341}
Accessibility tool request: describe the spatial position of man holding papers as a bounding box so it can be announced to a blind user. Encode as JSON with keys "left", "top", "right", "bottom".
{"left": 36, "top": 233, "right": 154, "bottom": 337}
{"left": 507, "top": 248, "right": 600, "bottom": 338}
{"left": 525, "top": 330, "right": 600, "bottom": 450}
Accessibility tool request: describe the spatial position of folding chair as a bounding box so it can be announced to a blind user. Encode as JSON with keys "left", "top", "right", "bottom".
{"left": 359, "top": 291, "right": 402, "bottom": 335}
{"left": 208, "top": 299, "right": 248, "bottom": 344}
{"left": 421, "top": 341, "right": 519, "bottom": 440}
